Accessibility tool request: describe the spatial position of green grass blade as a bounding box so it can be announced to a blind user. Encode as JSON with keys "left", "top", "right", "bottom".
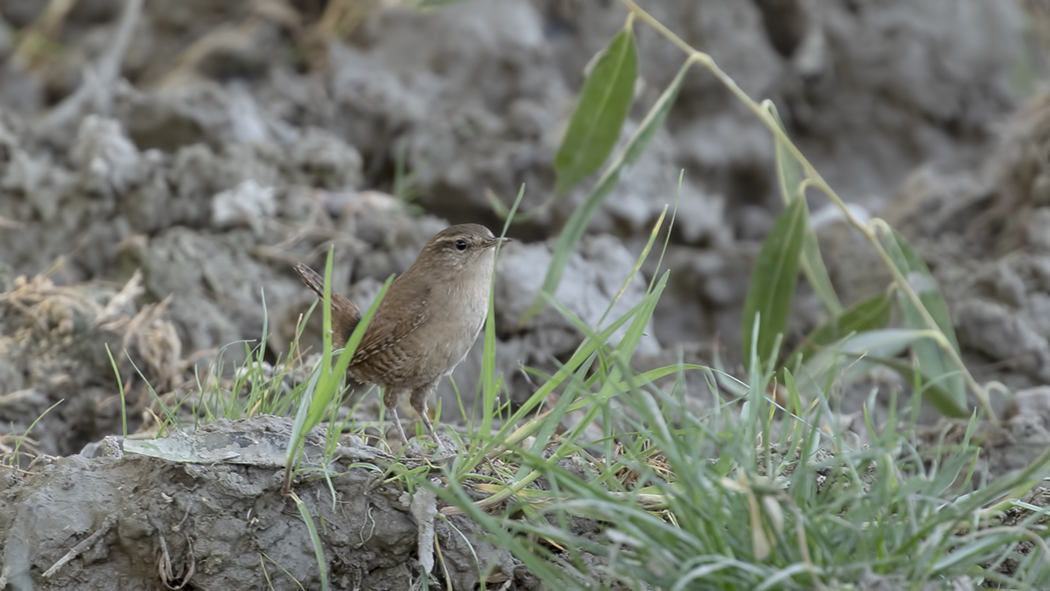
{"left": 457, "top": 302, "right": 647, "bottom": 478}
{"left": 10, "top": 399, "right": 63, "bottom": 459}
{"left": 544, "top": 273, "right": 669, "bottom": 427}
{"left": 310, "top": 277, "right": 392, "bottom": 426}
{"left": 785, "top": 291, "right": 892, "bottom": 368}
{"left": 880, "top": 227, "right": 966, "bottom": 411}
{"left": 554, "top": 23, "right": 638, "bottom": 195}
{"left": 289, "top": 492, "right": 328, "bottom": 591}
{"left": 763, "top": 100, "right": 842, "bottom": 315}
{"left": 521, "top": 58, "right": 691, "bottom": 326}
{"left": 598, "top": 206, "right": 666, "bottom": 329}
{"left": 104, "top": 343, "right": 127, "bottom": 438}
{"left": 614, "top": 364, "right": 711, "bottom": 391}
{"left": 479, "top": 184, "right": 526, "bottom": 439}
{"left": 285, "top": 246, "right": 390, "bottom": 485}
{"left": 741, "top": 196, "right": 807, "bottom": 370}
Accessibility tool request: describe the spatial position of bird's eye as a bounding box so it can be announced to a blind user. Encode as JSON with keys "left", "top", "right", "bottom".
{"left": 455, "top": 239, "right": 468, "bottom": 251}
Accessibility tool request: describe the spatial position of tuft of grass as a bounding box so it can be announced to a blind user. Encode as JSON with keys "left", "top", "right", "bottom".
{"left": 431, "top": 291, "right": 1050, "bottom": 589}
{"left": 132, "top": 291, "right": 326, "bottom": 438}
{"left": 283, "top": 246, "right": 392, "bottom": 494}
{"left": 4, "top": 399, "right": 63, "bottom": 467}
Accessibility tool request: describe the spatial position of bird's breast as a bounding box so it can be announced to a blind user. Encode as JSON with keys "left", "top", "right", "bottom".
{"left": 418, "top": 270, "right": 491, "bottom": 373}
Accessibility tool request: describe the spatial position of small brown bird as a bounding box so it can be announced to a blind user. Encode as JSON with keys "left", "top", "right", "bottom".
{"left": 294, "top": 224, "right": 508, "bottom": 449}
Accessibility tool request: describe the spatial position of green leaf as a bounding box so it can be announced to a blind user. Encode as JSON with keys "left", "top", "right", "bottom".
{"left": 763, "top": 100, "right": 842, "bottom": 315}
{"left": 866, "top": 356, "right": 968, "bottom": 418}
{"left": 785, "top": 291, "right": 892, "bottom": 369}
{"left": 880, "top": 228, "right": 966, "bottom": 412}
{"left": 554, "top": 24, "right": 638, "bottom": 195}
{"left": 796, "top": 328, "right": 968, "bottom": 418}
{"left": 520, "top": 58, "right": 691, "bottom": 326}
{"left": 742, "top": 196, "right": 808, "bottom": 371}
{"left": 801, "top": 231, "right": 840, "bottom": 310}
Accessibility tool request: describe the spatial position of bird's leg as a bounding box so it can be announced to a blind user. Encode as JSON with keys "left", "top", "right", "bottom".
{"left": 389, "top": 405, "right": 410, "bottom": 445}
{"left": 410, "top": 383, "right": 445, "bottom": 455}
{"left": 383, "top": 388, "right": 410, "bottom": 446}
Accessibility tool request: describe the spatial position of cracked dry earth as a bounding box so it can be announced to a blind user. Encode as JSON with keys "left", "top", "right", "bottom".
{"left": 0, "top": 416, "right": 528, "bottom": 591}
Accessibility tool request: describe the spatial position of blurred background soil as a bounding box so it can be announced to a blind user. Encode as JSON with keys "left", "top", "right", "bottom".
{"left": 0, "top": 0, "right": 1047, "bottom": 456}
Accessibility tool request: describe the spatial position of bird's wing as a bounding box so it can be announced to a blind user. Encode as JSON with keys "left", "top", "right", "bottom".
{"left": 294, "top": 263, "right": 362, "bottom": 343}
{"left": 350, "top": 276, "right": 431, "bottom": 365}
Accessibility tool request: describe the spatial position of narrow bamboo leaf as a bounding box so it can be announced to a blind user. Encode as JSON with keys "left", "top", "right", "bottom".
{"left": 765, "top": 102, "right": 803, "bottom": 210}
{"left": 521, "top": 59, "right": 691, "bottom": 326}
{"left": 785, "top": 291, "right": 892, "bottom": 368}
{"left": 796, "top": 329, "right": 968, "bottom": 418}
{"left": 881, "top": 229, "right": 960, "bottom": 349}
{"left": 881, "top": 228, "right": 966, "bottom": 411}
{"left": 795, "top": 330, "right": 904, "bottom": 400}
{"left": 801, "top": 231, "right": 840, "bottom": 312}
{"left": 742, "top": 197, "right": 808, "bottom": 370}
{"left": 763, "top": 101, "right": 842, "bottom": 315}
{"left": 554, "top": 25, "right": 638, "bottom": 195}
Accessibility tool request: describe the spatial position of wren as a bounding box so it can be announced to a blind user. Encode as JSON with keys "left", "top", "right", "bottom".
{"left": 294, "top": 223, "right": 508, "bottom": 449}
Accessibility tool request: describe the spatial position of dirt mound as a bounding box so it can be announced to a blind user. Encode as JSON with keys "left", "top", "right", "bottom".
{"left": 0, "top": 416, "right": 519, "bottom": 591}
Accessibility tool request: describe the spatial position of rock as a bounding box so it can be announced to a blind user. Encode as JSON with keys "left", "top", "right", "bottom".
{"left": 987, "top": 94, "right": 1050, "bottom": 254}
{"left": 1025, "top": 208, "right": 1050, "bottom": 253}
{"left": 117, "top": 82, "right": 291, "bottom": 152}
{"left": 650, "top": 244, "right": 756, "bottom": 356}
{"left": 210, "top": 178, "right": 276, "bottom": 231}
{"left": 286, "top": 129, "right": 363, "bottom": 190}
{"left": 1005, "top": 386, "right": 1050, "bottom": 426}
{"left": 980, "top": 386, "right": 1050, "bottom": 479}
{"left": 779, "top": 0, "right": 1022, "bottom": 209}
{"left": 71, "top": 115, "right": 143, "bottom": 195}
{"left": 590, "top": 121, "right": 727, "bottom": 247}
{"left": 991, "top": 264, "right": 1027, "bottom": 308}
{"left": 955, "top": 299, "right": 1050, "bottom": 383}
{"left": 117, "top": 227, "right": 304, "bottom": 357}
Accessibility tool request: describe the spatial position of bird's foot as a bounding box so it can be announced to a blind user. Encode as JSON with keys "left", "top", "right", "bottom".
{"left": 418, "top": 413, "right": 447, "bottom": 456}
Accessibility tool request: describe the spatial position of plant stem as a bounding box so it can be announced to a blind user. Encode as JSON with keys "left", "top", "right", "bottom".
{"left": 619, "top": 0, "right": 995, "bottom": 422}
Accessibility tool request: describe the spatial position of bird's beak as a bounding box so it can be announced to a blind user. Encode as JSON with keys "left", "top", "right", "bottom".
{"left": 484, "top": 236, "right": 511, "bottom": 249}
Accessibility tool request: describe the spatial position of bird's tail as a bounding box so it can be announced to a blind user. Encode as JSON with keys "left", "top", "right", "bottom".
{"left": 294, "top": 263, "right": 362, "bottom": 343}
